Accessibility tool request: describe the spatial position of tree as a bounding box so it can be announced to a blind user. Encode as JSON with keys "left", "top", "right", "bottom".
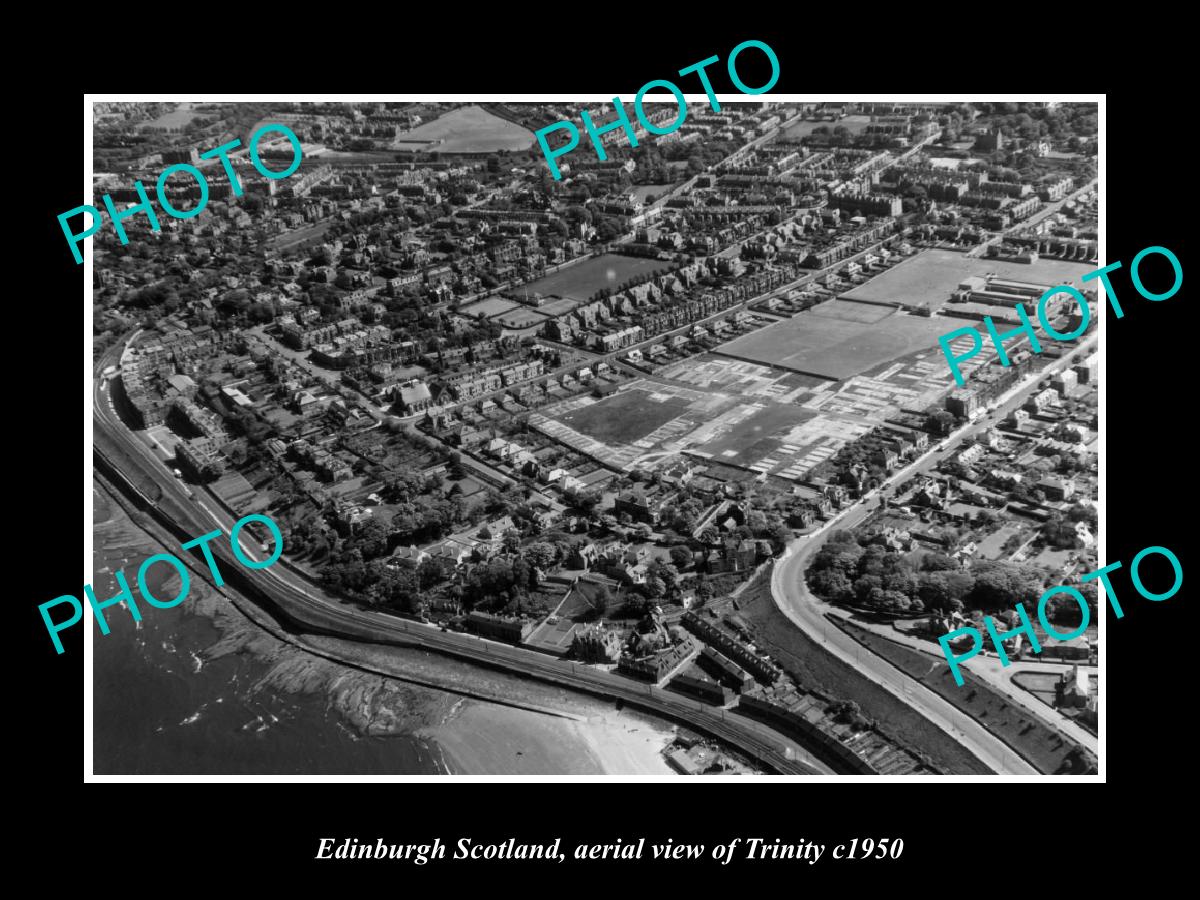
{"left": 975, "top": 509, "right": 999, "bottom": 527}
{"left": 512, "top": 556, "right": 534, "bottom": 590}
{"left": 926, "top": 410, "right": 956, "bottom": 435}
{"left": 502, "top": 528, "right": 522, "bottom": 553}
{"left": 809, "top": 567, "right": 852, "bottom": 602}
{"left": 669, "top": 545, "right": 693, "bottom": 569}
{"left": 830, "top": 700, "right": 870, "bottom": 730}
{"left": 854, "top": 575, "right": 884, "bottom": 605}
{"left": 353, "top": 519, "right": 390, "bottom": 559}
{"left": 881, "top": 590, "right": 911, "bottom": 614}
{"left": 967, "top": 562, "right": 1044, "bottom": 612}
{"left": 859, "top": 544, "right": 888, "bottom": 577}
{"left": 921, "top": 553, "right": 959, "bottom": 573}
{"left": 525, "top": 542, "right": 557, "bottom": 570}
{"left": 918, "top": 572, "right": 952, "bottom": 610}
{"left": 944, "top": 573, "right": 974, "bottom": 603}
{"left": 1067, "top": 502, "right": 1097, "bottom": 528}
{"left": 416, "top": 557, "right": 447, "bottom": 590}
{"left": 580, "top": 584, "right": 610, "bottom": 620}
{"left": 883, "top": 567, "right": 919, "bottom": 597}
{"left": 377, "top": 565, "right": 421, "bottom": 614}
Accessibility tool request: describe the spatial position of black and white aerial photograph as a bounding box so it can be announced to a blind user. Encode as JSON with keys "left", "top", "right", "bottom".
{"left": 85, "top": 97, "right": 1102, "bottom": 778}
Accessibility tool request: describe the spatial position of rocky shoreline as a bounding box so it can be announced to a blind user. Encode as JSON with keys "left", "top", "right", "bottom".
{"left": 92, "top": 478, "right": 679, "bottom": 774}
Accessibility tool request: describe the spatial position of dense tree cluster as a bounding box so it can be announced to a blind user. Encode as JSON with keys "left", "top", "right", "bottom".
{"left": 311, "top": 515, "right": 570, "bottom": 618}
{"left": 1039, "top": 503, "right": 1096, "bottom": 551}
{"left": 807, "top": 530, "right": 1061, "bottom": 618}
{"left": 809, "top": 426, "right": 898, "bottom": 484}
{"left": 979, "top": 103, "right": 1098, "bottom": 143}
{"left": 925, "top": 410, "right": 957, "bottom": 436}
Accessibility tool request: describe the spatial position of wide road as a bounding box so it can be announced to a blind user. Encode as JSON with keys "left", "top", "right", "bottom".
{"left": 92, "top": 340, "right": 836, "bottom": 775}
{"left": 824, "top": 603, "right": 1099, "bottom": 750}
{"left": 771, "top": 335, "right": 1098, "bottom": 774}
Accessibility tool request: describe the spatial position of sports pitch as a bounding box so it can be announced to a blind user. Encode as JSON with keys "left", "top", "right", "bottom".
{"left": 809, "top": 299, "right": 896, "bottom": 324}
{"left": 714, "top": 304, "right": 953, "bottom": 381}
{"left": 781, "top": 115, "right": 871, "bottom": 140}
{"left": 523, "top": 254, "right": 668, "bottom": 302}
{"left": 555, "top": 388, "right": 691, "bottom": 445}
{"left": 392, "top": 105, "right": 535, "bottom": 152}
{"left": 495, "top": 307, "right": 551, "bottom": 329}
{"left": 536, "top": 297, "right": 580, "bottom": 317}
{"left": 459, "top": 296, "right": 518, "bottom": 318}
{"left": 839, "top": 248, "right": 1095, "bottom": 311}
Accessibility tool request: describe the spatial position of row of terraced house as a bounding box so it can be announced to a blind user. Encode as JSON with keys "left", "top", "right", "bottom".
{"left": 440, "top": 359, "right": 546, "bottom": 402}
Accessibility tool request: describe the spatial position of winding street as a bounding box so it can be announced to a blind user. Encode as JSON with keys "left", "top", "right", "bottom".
{"left": 92, "top": 315, "right": 1095, "bottom": 776}
{"left": 770, "top": 334, "right": 1099, "bottom": 775}
{"left": 92, "top": 338, "right": 838, "bottom": 775}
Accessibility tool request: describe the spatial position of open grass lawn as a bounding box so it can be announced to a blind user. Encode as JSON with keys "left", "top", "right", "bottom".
{"left": 269, "top": 221, "right": 333, "bottom": 251}
{"left": 523, "top": 254, "right": 669, "bottom": 302}
{"left": 630, "top": 183, "right": 674, "bottom": 203}
{"left": 448, "top": 475, "right": 486, "bottom": 497}
{"left": 733, "top": 572, "right": 993, "bottom": 774}
{"left": 556, "top": 388, "right": 690, "bottom": 445}
{"left": 459, "top": 296, "right": 518, "bottom": 318}
{"left": 782, "top": 115, "right": 872, "bottom": 139}
{"left": 536, "top": 297, "right": 580, "bottom": 317}
{"left": 495, "top": 307, "right": 551, "bottom": 328}
{"left": 810, "top": 298, "right": 896, "bottom": 324}
{"left": 833, "top": 618, "right": 1094, "bottom": 774}
{"left": 141, "top": 102, "right": 202, "bottom": 130}
{"left": 392, "top": 104, "right": 535, "bottom": 152}
{"left": 1011, "top": 671, "right": 1059, "bottom": 706}
{"left": 716, "top": 306, "right": 950, "bottom": 380}
{"left": 840, "top": 248, "right": 1095, "bottom": 311}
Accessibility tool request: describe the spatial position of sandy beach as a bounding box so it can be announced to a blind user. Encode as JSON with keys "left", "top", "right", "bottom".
{"left": 425, "top": 701, "right": 678, "bottom": 776}
{"left": 94, "top": 479, "right": 684, "bottom": 775}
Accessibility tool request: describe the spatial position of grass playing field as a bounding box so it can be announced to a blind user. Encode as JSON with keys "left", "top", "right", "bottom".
{"left": 523, "top": 254, "right": 669, "bottom": 302}
{"left": 810, "top": 299, "right": 896, "bottom": 324}
{"left": 495, "top": 307, "right": 551, "bottom": 328}
{"left": 781, "top": 115, "right": 871, "bottom": 140}
{"left": 391, "top": 105, "right": 535, "bottom": 152}
{"left": 715, "top": 306, "right": 952, "bottom": 381}
{"left": 459, "top": 296, "right": 518, "bottom": 318}
{"left": 555, "top": 389, "right": 690, "bottom": 445}
{"left": 840, "top": 248, "right": 1095, "bottom": 312}
{"left": 535, "top": 297, "right": 580, "bottom": 317}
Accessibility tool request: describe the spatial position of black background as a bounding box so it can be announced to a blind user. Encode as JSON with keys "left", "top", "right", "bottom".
{"left": 17, "top": 19, "right": 1190, "bottom": 888}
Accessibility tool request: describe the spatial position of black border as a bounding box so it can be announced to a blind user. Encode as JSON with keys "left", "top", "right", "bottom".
{"left": 19, "top": 23, "right": 1189, "bottom": 885}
